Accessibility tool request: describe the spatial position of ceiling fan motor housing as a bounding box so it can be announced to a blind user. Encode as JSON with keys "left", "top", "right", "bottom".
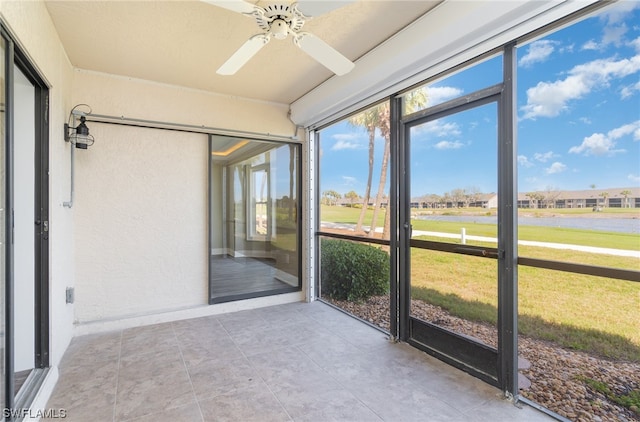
{"left": 254, "top": 3, "right": 306, "bottom": 39}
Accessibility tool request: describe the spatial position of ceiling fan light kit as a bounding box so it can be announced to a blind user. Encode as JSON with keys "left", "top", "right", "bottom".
{"left": 205, "top": 0, "right": 355, "bottom": 76}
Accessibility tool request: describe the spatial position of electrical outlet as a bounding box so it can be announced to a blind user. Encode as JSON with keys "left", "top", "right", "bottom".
{"left": 66, "top": 287, "right": 74, "bottom": 304}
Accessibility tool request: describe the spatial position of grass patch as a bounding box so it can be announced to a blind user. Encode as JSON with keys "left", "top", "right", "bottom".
{"left": 410, "top": 248, "right": 640, "bottom": 361}
{"left": 578, "top": 376, "right": 640, "bottom": 414}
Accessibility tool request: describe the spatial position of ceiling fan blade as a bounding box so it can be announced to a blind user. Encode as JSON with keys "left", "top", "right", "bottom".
{"left": 294, "top": 1, "right": 355, "bottom": 17}
{"left": 201, "top": 0, "right": 256, "bottom": 15}
{"left": 294, "top": 32, "right": 354, "bottom": 76}
{"left": 217, "top": 34, "right": 271, "bottom": 75}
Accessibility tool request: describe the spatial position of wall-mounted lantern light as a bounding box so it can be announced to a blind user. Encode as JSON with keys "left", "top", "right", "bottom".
{"left": 63, "top": 104, "right": 94, "bottom": 208}
{"left": 64, "top": 104, "right": 95, "bottom": 149}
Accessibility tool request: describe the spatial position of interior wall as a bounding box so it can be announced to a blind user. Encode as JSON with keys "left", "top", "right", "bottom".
{"left": 0, "top": 0, "right": 75, "bottom": 368}
{"left": 71, "top": 70, "right": 297, "bottom": 323}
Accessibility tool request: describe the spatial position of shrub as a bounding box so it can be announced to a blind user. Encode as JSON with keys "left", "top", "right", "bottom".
{"left": 320, "top": 238, "right": 389, "bottom": 301}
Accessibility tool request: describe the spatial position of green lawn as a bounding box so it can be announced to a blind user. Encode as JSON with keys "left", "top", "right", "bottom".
{"left": 320, "top": 205, "right": 640, "bottom": 361}
{"left": 410, "top": 247, "right": 640, "bottom": 361}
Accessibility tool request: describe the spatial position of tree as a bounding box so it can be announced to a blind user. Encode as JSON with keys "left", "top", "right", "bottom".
{"left": 450, "top": 188, "right": 467, "bottom": 208}
{"left": 344, "top": 190, "right": 360, "bottom": 207}
{"left": 369, "top": 113, "right": 390, "bottom": 238}
{"left": 466, "top": 186, "right": 481, "bottom": 207}
{"left": 620, "top": 190, "right": 632, "bottom": 208}
{"left": 544, "top": 186, "right": 560, "bottom": 208}
{"left": 322, "top": 190, "right": 341, "bottom": 206}
{"left": 599, "top": 191, "right": 609, "bottom": 208}
{"left": 348, "top": 108, "right": 379, "bottom": 232}
{"left": 442, "top": 192, "right": 452, "bottom": 208}
{"left": 525, "top": 191, "right": 545, "bottom": 209}
{"left": 346, "top": 89, "right": 427, "bottom": 238}
{"left": 373, "top": 89, "right": 428, "bottom": 238}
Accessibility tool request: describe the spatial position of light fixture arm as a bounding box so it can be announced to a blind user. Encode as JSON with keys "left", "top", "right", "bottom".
{"left": 62, "top": 146, "right": 75, "bottom": 208}
{"left": 63, "top": 104, "right": 93, "bottom": 208}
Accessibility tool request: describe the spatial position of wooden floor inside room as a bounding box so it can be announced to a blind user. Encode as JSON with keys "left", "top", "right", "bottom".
{"left": 210, "top": 255, "right": 292, "bottom": 299}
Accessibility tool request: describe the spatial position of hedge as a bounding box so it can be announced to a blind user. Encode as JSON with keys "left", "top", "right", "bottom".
{"left": 320, "top": 238, "right": 389, "bottom": 301}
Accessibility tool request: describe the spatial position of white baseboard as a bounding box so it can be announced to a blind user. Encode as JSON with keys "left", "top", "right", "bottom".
{"left": 73, "top": 291, "right": 305, "bottom": 336}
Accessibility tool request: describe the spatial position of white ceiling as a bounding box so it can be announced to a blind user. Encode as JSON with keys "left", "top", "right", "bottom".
{"left": 45, "top": 0, "right": 439, "bottom": 105}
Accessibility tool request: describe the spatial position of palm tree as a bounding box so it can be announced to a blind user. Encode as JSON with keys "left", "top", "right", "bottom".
{"left": 371, "top": 89, "right": 428, "bottom": 238}
{"left": 369, "top": 110, "right": 390, "bottom": 237}
{"left": 348, "top": 107, "right": 379, "bottom": 233}
{"left": 620, "top": 190, "right": 631, "bottom": 208}
{"left": 599, "top": 191, "right": 609, "bottom": 208}
{"left": 344, "top": 190, "right": 360, "bottom": 207}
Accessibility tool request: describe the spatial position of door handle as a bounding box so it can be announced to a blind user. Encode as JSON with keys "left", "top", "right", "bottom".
{"left": 404, "top": 222, "right": 412, "bottom": 237}
{"left": 35, "top": 220, "right": 49, "bottom": 232}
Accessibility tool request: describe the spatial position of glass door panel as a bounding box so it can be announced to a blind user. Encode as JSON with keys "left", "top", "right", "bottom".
{"left": 209, "top": 135, "right": 301, "bottom": 303}
{"left": 405, "top": 101, "right": 500, "bottom": 383}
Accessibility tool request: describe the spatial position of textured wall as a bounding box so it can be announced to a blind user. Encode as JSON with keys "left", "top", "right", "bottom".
{"left": 71, "top": 71, "right": 297, "bottom": 323}
{"left": 73, "top": 124, "right": 208, "bottom": 322}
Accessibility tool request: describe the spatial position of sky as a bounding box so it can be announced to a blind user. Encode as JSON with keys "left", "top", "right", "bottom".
{"left": 319, "top": 3, "right": 640, "bottom": 198}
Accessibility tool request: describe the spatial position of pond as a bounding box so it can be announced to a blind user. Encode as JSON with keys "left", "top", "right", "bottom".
{"left": 414, "top": 215, "right": 640, "bottom": 234}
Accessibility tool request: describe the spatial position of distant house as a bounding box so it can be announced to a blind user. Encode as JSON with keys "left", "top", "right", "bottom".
{"left": 410, "top": 187, "right": 639, "bottom": 209}
{"left": 516, "top": 187, "right": 640, "bottom": 209}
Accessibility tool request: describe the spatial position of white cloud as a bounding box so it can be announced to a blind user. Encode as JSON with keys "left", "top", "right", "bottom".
{"left": 621, "top": 80, "right": 640, "bottom": 98}
{"left": 521, "top": 55, "right": 640, "bottom": 120}
{"left": 582, "top": 40, "right": 599, "bottom": 50}
{"left": 602, "top": 24, "right": 628, "bottom": 47}
{"left": 331, "top": 133, "right": 365, "bottom": 150}
{"left": 416, "top": 119, "right": 462, "bottom": 138}
{"left": 331, "top": 139, "right": 361, "bottom": 150}
{"left": 568, "top": 121, "right": 639, "bottom": 156}
{"left": 582, "top": 3, "right": 640, "bottom": 50}
{"left": 518, "top": 155, "right": 533, "bottom": 167}
{"left": 545, "top": 162, "right": 567, "bottom": 174}
{"left": 607, "top": 120, "right": 640, "bottom": 140}
{"left": 342, "top": 176, "right": 357, "bottom": 185}
{"left": 600, "top": 1, "right": 640, "bottom": 25}
{"left": 631, "top": 36, "right": 640, "bottom": 52}
{"left": 434, "top": 141, "right": 463, "bottom": 150}
{"left": 628, "top": 173, "right": 640, "bottom": 183}
{"left": 533, "top": 151, "right": 559, "bottom": 162}
{"left": 568, "top": 133, "right": 621, "bottom": 156}
{"left": 426, "top": 86, "right": 463, "bottom": 105}
{"left": 519, "top": 40, "right": 557, "bottom": 68}
{"left": 579, "top": 117, "right": 592, "bottom": 124}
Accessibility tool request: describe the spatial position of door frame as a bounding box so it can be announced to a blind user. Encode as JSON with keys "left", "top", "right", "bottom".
{"left": 395, "top": 43, "right": 518, "bottom": 396}
{"left": 1, "top": 21, "right": 50, "bottom": 414}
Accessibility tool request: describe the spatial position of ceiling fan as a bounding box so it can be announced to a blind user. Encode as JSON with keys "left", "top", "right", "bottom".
{"left": 203, "top": 0, "right": 356, "bottom": 76}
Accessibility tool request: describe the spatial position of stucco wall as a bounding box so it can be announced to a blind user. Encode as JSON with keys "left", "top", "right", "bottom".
{"left": 0, "top": 0, "right": 75, "bottom": 367}
{"left": 2, "top": 0, "right": 303, "bottom": 339}
{"left": 73, "top": 124, "right": 208, "bottom": 322}
{"left": 71, "top": 70, "right": 298, "bottom": 323}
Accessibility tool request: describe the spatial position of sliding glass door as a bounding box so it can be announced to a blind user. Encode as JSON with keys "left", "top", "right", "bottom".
{"left": 1, "top": 32, "right": 7, "bottom": 416}
{"left": 209, "top": 135, "right": 301, "bottom": 303}
{"left": 1, "top": 24, "right": 50, "bottom": 416}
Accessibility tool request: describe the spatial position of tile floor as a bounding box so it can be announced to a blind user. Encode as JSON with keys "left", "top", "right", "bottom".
{"left": 44, "top": 301, "right": 553, "bottom": 422}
